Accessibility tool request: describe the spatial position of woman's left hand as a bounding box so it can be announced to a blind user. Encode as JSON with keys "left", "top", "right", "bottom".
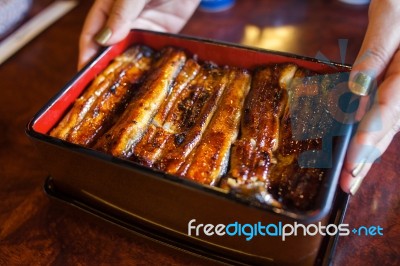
{"left": 340, "top": 0, "right": 400, "bottom": 195}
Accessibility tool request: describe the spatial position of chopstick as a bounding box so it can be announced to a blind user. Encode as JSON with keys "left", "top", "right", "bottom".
{"left": 0, "top": 1, "right": 78, "bottom": 65}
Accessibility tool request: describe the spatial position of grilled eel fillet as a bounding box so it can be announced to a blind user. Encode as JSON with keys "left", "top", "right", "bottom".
{"left": 94, "top": 47, "right": 187, "bottom": 158}
{"left": 228, "top": 64, "right": 298, "bottom": 185}
{"left": 178, "top": 69, "right": 251, "bottom": 185}
{"left": 267, "top": 70, "right": 338, "bottom": 210}
{"left": 155, "top": 64, "right": 232, "bottom": 175}
{"left": 132, "top": 59, "right": 201, "bottom": 166}
{"left": 226, "top": 67, "right": 337, "bottom": 210}
{"left": 50, "top": 45, "right": 153, "bottom": 146}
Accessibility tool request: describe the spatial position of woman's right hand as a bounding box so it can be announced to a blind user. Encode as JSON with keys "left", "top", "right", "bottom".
{"left": 78, "top": 0, "right": 201, "bottom": 69}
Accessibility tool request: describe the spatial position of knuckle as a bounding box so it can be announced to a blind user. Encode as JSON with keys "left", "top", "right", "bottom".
{"left": 366, "top": 48, "right": 390, "bottom": 70}
{"left": 111, "top": 9, "right": 128, "bottom": 24}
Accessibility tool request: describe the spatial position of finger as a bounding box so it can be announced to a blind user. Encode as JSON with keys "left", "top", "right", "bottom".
{"left": 95, "top": 0, "right": 148, "bottom": 45}
{"left": 349, "top": 0, "right": 400, "bottom": 96}
{"left": 340, "top": 126, "right": 396, "bottom": 195}
{"left": 131, "top": 0, "right": 201, "bottom": 33}
{"left": 341, "top": 50, "right": 400, "bottom": 194}
{"left": 78, "top": 0, "right": 114, "bottom": 69}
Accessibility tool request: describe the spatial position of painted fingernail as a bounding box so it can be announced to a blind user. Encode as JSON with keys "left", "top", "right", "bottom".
{"left": 349, "top": 176, "right": 365, "bottom": 196}
{"left": 349, "top": 72, "right": 373, "bottom": 96}
{"left": 351, "top": 158, "right": 366, "bottom": 177}
{"left": 95, "top": 27, "right": 112, "bottom": 45}
{"left": 349, "top": 158, "right": 367, "bottom": 195}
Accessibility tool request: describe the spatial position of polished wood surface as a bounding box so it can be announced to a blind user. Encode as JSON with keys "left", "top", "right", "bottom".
{"left": 1, "top": 0, "right": 399, "bottom": 265}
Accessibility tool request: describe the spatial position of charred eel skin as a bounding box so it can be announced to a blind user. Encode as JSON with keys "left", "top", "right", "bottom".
{"left": 132, "top": 59, "right": 201, "bottom": 167}
{"left": 94, "top": 47, "right": 186, "bottom": 158}
{"left": 155, "top": 64, "right": 231, "bottom": 175}
{"left": 226, "top": 65, "right": 335, "bottom": 210}
{"left": 179, "top": 68, "right": 251, "bottom": 185}
{"left": 267, "top": 69, "right": 336, "bottom": 210}
{"left": 50, "top": 45, "right": 153, "bottom": 143}
{"left": 228, "top": 64, "right": 298, "bottom": 186}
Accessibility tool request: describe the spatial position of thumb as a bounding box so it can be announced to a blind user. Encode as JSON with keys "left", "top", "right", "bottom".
{"left": 349, "top": 0, "right": 400, "bottom": 96}
{"left": 95, "top": 0, "right": 148, "bottom": 46}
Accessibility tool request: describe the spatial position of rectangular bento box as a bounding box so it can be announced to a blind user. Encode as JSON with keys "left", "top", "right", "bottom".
{"left": 27, "top": 30, "right": 353, "bottom": 265}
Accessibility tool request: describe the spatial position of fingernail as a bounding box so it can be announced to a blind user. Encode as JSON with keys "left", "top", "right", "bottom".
{"left": 349, "top": 158, "right": 367, "bottom": 195}
{"left": 351, "top": 158, "right": 366, "bottom": 177}
{"left": 349, "top": 176, "right": 365, "bottom": 196}
{"left": 95, "top": 27, "right": 112, "bottom": 45}
{"left": 349, "top": 72, "right": 373, "bottom": 96}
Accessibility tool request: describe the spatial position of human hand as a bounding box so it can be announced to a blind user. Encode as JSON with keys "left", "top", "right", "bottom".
{"left": 340, "top": 0, "right": 400, "bottom": 195}
{"left": 78, "top": 0, "right": 201, "bottom": 69}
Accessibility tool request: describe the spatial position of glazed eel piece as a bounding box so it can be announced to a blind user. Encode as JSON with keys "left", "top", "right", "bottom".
{"left": 155, "top": 64, "right": 232, "bottom": 175}
{"left": 228, "top": 64, "right": 298, "bottom": 185}
{"left": 94, "top": 47, "right": 186, "bottom": 158}
{"left": 219, "top": 64, "right": 298, "bottom": 207}
{"left": 225, "top": 67, "right": 337, "bottom": 210}
{"left": 132, "top": 59, "right": 201, "bottom": 166}
{"left": 267, "top": 70, "right": 338, "bottom": 210}
{"left": 50, "top": 45, "right": 153, "bottom": 143}
{"left": 178, "top": 68, "right": 251, "bottom": 185}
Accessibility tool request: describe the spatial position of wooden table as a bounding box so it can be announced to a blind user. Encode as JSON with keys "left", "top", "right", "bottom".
{"left": 1, "top": 0, "right": 399, "bottom": 265}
